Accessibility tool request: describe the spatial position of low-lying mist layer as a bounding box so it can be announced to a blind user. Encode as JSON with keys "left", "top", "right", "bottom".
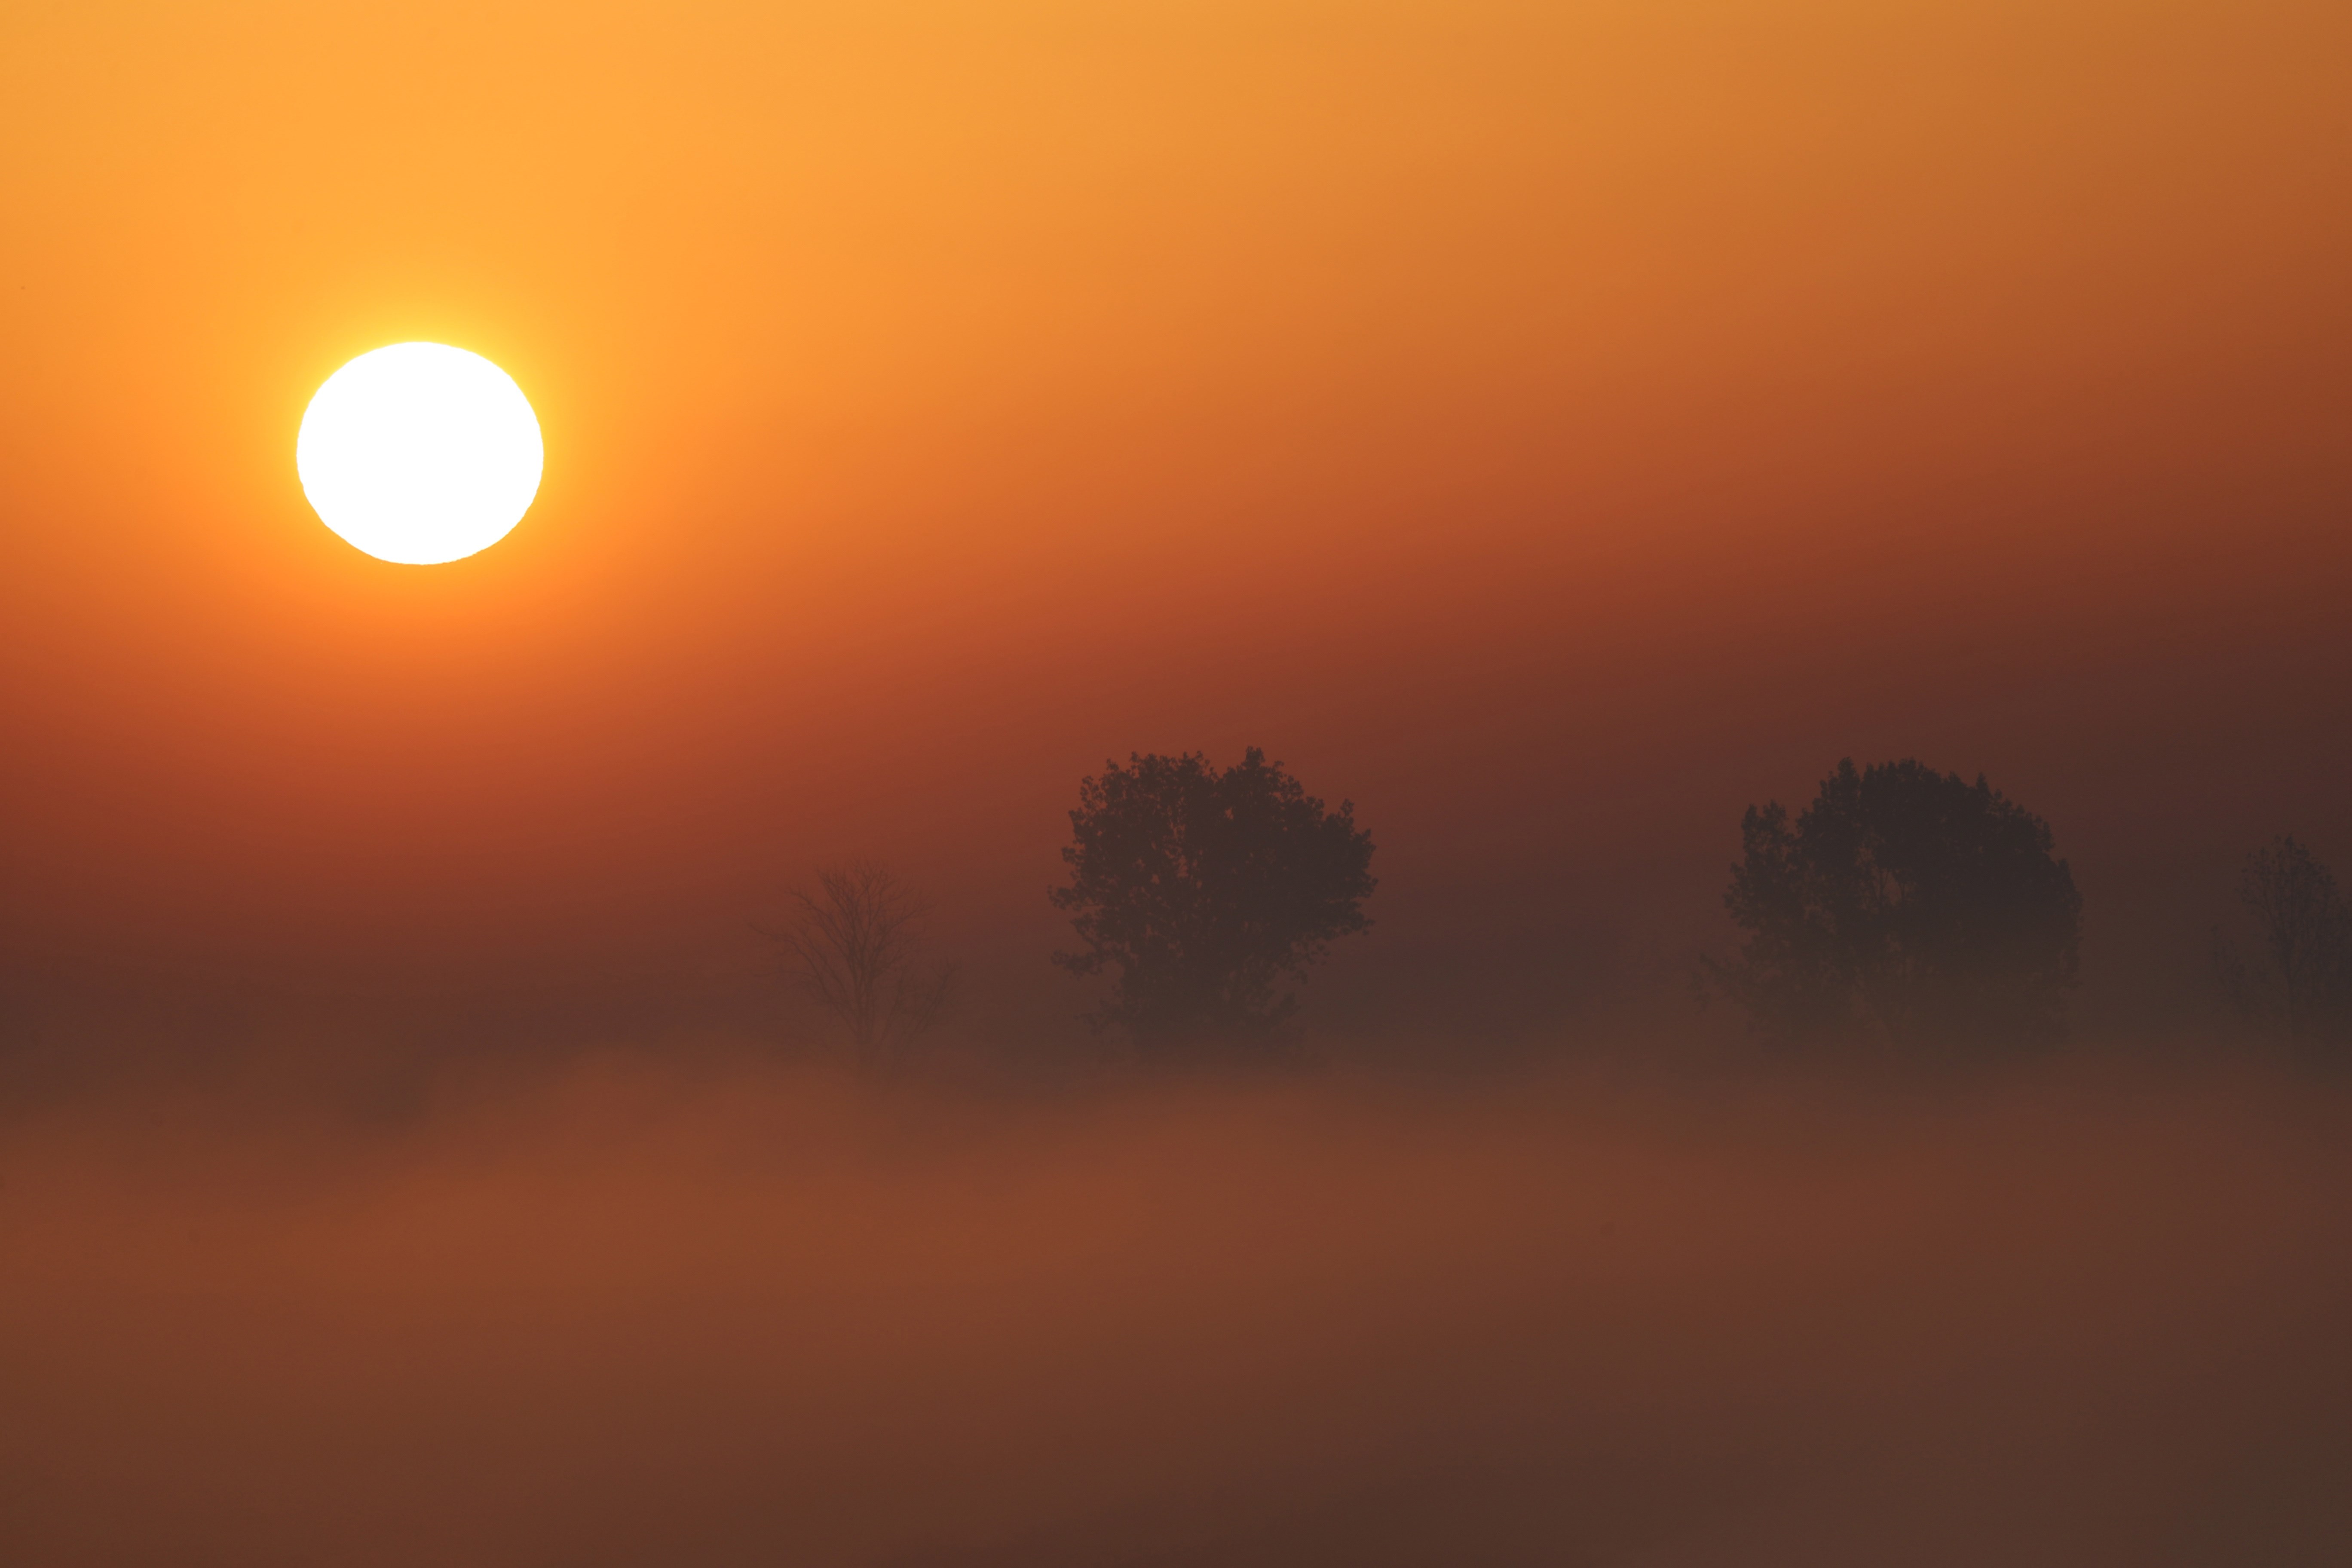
{"left": 3, "top": 1047, "right": 2348, "bottom": 1566}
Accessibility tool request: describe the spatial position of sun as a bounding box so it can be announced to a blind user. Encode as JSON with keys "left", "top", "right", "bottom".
{"left": 296, "top": 343, "right": 544, "bottom": 566}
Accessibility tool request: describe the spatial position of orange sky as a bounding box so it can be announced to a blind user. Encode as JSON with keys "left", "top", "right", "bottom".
{"left": 2, "top": 0, "right": 2349, "bottom": 1032}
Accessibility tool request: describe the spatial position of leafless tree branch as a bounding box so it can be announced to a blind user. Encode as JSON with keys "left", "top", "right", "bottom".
{"left": 765, "top": 862, "right": 954, "bottom": 1071}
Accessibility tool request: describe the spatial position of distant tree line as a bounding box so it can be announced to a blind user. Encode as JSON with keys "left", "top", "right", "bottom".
{"left": 769, "top": 747, "right": 2345, "bottom": 1067}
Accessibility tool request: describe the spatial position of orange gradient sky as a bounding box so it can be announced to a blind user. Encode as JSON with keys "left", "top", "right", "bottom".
{"left": 2, "top": 0, "right": 2349, "bottom": 1029}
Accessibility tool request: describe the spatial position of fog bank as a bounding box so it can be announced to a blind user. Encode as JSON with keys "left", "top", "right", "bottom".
{"left": 3, "top": 1047, "right": 2347, "bottom": 1566}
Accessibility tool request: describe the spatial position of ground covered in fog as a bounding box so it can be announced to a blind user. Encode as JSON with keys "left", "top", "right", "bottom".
{"left": 2, "top": 1045, "right": 2347, "bottom": 1567}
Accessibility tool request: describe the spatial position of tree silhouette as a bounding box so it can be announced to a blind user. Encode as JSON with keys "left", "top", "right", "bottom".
{"left": 2215, "top": 835, "right": 2351, "bottom": 1049}
{"left": 1708, "top": 758, "right": 2082, "bottom": 1049}
{"left": 1050, "top": 748, "right": 1375, "bottom": 1049}
{"left": 766, "top": 863, "right": 953, "bottom": 1071}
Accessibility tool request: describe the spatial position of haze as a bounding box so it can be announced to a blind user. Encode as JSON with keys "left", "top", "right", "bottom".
{"left": 1, "top": 1, "right": 2348, "bottom": 1561}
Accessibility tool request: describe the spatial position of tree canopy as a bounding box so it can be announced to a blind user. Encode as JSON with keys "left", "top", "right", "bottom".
{"left": 1050, "top": 748, "right": 1376, "bottom": 1048}
{"left": 1711, "top": 758, "right": 2082, "bottom": 1049}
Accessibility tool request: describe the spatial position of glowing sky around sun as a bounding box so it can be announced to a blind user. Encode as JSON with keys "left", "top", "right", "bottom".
{"left": 0, "top": 0, "right": 2345, "bottom": 1006}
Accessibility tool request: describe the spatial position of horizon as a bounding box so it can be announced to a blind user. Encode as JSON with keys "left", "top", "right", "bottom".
{"left": 3, "top": 1, "right": 2350, "bottom": 1561}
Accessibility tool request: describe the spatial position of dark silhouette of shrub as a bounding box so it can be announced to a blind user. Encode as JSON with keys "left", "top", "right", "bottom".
{"left": 1050, "top": 748, "right": 1375, "bottom": 1049}
{"left": 764, "top": 862, "right": 953, "bottom": 1072}
{"left": 1708, "top": 758, "right": 2082, "bottom": 1049}
{"left": 2215, "top": 835, "right": 2352, "bottom": 1050}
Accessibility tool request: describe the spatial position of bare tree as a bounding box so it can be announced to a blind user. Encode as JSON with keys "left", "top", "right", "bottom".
{"left": 765, "top": 863, "right": 953, "bottom": 1070}
{"left": 2219, "top": 835, "right": 2351, "bottom": 1047}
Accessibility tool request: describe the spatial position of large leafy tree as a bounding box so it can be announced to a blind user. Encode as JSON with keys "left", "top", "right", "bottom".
{"left": 1711, "top": 758, "right": 2082, "bottom": 1049}
{"left": 1050, "top": 748, "right": 1376, "bottom": 1048}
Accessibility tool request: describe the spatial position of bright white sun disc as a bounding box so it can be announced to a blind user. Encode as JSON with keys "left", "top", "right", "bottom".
{"left": 297, "top": 343, "right": 543, "bottom": 565}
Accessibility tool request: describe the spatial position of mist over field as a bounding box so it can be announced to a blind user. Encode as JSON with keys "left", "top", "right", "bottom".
{"left": 4, "top": 1037, "right": 2346, "bottom": 1567}
{"left": 4, "top": 0, "right": 2351, "bottom": 1560}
